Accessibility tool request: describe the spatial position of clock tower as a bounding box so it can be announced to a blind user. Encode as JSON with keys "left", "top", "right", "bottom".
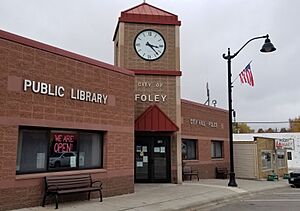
{"left": 113, "top": 2, "right": 182, "bottom": 183}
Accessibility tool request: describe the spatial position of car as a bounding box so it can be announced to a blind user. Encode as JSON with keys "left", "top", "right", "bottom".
{"left": 288, "top": 171, "right": 300, "bottom": 188}
{"left": 49, "top": 152, "right": 76, "bottom": 168}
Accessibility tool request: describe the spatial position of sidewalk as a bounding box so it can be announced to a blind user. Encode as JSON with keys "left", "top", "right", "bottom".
{"left": 14, "top": 179, "right": 290, "bottom": 211}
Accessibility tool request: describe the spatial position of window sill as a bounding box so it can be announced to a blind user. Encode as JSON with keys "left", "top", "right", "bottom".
{"left": 261, "top": 169, "right": 273, "bottom": 172}
{"left": 16, "top": 169, "right": 107, "bottom": 180}
{"left": 182, "top": 159, "right": 199, "bottom": 162}
{"left": 211, "top": 158, "right": 224, "bottom": 161}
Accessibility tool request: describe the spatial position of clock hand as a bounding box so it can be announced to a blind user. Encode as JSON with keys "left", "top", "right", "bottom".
{"left": 146, "top": 42, "right": 159, "bottom": 48}
{"left": 146, "top": 42, "right": 158, "bottom": 55}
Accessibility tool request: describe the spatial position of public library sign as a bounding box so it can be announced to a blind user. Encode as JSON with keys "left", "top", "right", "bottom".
{"left": 23, "top": 79, "right": 108, "bottom": 104}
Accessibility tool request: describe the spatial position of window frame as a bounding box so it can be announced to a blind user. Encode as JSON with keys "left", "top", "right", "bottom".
{"left": 287, "top": 151, "right": 292, "bottom": 160}
{"left": 261, "top": 150, "right": 272, "bottom": 171}
{"left": 182, "top": 139, "right": 198, "bottom": 160}
{"left": 211, "top": 140, "right": 224, "bottom": 159}
{"left": 17, "top": 126, "right": 103, "bottom": 175}
{"left": 276, "top": 149, "right": 286, "bottom": 168}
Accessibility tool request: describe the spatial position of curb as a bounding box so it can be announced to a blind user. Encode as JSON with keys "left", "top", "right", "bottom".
{"left": 176, "top": 184, "right": 290, "bottom": 211}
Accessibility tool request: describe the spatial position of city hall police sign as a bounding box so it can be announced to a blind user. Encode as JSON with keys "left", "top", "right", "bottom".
{"left": 23, "top": 79, "right": 108, "bottom": 104}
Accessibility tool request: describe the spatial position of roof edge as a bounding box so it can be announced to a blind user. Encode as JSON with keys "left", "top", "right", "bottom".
{"left": 130, "top": 69, "right": 182, "bottom": 76}
{"left": 0, "top": 29, "right": 134, "bottom": 77}
{"left": 122, "top": 2, "right": 178, "bottom": 17}
{"left": 181, "top": 99, "right": 228, "bottom": 113}
{"left": 113, "top": 3, "right": 181, "bottom": 40}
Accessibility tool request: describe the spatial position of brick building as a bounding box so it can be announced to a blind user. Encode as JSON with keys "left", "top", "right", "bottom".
{"left": 0, "top": 2, "right": 229, "bottom": 210}
{"left": 181, "top": 100, "right": 229, "bottom": 179}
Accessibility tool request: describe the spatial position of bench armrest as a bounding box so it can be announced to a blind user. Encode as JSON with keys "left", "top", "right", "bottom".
{"left": 91, "top": 180, "right": 102, "bottom": 188}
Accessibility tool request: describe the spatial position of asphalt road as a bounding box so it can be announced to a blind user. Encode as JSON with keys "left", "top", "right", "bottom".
{"left": 210, "top": 186, "right": 300, "bottom": 211}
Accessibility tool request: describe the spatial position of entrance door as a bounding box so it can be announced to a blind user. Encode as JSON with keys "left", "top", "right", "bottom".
{"left": 135, "top": 136, "right": 171, "bottom": 183}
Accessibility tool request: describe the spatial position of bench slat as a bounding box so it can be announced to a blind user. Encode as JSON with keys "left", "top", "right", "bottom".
{"left": 47, "top": 179, "right": 91, "bottom": 185}
{"left": 56, "top": 187, "right": 101, "bottom": 194}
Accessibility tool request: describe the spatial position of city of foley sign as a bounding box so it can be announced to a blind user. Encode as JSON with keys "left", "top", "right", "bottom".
{"left": 23, "top": 79, "right": 108, "bottom": 104}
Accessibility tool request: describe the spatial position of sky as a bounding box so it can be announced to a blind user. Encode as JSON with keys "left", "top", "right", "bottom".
{"left": 0, "top": 0, "right": 299, "bottom": 131}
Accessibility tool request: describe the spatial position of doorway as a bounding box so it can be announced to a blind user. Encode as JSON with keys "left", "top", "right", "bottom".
{"left": 135, "top": 136, "right": 171, "bottom": 183}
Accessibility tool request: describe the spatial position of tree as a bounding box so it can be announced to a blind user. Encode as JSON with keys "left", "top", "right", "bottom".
{"left": 265, "top": 128, "right": 275, "bottom": 133}
{"left": 233, "top": 123, "right": 254, "bottom": 133}
{"left": 288, "top": 116, "right": 300, "bottom": 132}
{"left": 257, "top": 128, "right": 265, "bottom": 133}
{"left": 280, "top": 128, "right": 288, "bottom": 133}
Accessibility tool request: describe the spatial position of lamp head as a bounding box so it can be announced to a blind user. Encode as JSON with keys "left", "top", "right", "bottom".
{"left": 260, "top": 36, "right": 276, "bottom": 53}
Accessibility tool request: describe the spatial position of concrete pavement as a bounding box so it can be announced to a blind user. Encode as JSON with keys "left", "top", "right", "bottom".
{"left": 14, "top": 179, "right": 290, "bottom": 211}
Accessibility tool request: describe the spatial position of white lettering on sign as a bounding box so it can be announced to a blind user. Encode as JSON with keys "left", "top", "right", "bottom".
{"left": 70, "top": 89, "right": 108, "bottom": 104}
{"left": 136, "top": 81, "right": 166, "bottom": 102}
{"left": 137, "top": 81, "right": 163, "bottom": 88}
{"left": 24, "top": 79, "right": 65, "bottom": 97}
{"left": 23, "top": 79, "right": 108, "bottom": 104}
{"left": 137, "top": 82, "right": 152, "bottom": 87}
{"left": 135, "top": 94, "right": 167, "bottom": 102}
{"left": 190, "top": 118, "right": 219, "bottom": 128}
{"left": 155, "top": 82, "right": 163, "bottom": 87}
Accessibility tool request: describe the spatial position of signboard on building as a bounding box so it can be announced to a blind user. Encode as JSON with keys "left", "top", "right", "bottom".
{"left": 275, "top": 138, "right": 294, "bottom": 150}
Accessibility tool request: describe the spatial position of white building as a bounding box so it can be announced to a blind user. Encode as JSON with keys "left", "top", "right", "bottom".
{"left": 234, "top": 133, "right": 300, "bottom": 172}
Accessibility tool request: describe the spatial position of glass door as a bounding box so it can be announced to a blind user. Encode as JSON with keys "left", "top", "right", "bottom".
{"left": 135, "top": 136, "right": 170, "bottom": 183}
{"left": 152, "top": 137, "right": 170, "bottom": 181}
{"left": 135, "top": 138, "right": 150, "bottom": 182}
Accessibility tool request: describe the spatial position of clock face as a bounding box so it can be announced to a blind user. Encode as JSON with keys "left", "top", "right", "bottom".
{"left": 134, "top": 29, "right": 166, "bottom": 61}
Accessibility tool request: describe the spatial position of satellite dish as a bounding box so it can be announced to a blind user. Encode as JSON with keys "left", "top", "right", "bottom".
{"left": 212, "top": 100, "right": 217, "bottom": 107}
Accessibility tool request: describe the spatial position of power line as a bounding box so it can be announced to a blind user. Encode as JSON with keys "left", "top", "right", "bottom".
{"left": 236, "top": 120, "right": 300, "bottom": 124}
{"left": 237, "top": 121, "right": 289, "bottom": 124}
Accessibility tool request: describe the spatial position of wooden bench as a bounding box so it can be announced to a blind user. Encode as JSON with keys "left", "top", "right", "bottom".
{"left": 42, "top": 174, "right": 102, "bottom": 209}
{"left": 182, "top": 166, "right": 199, "bottom": 181}
{"left": 215, "top": 167, "right": 228, "bottom": 179}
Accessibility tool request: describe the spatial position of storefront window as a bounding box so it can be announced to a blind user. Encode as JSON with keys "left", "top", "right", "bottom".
{"left": 16, "top": 130, "right": 48, "bottom": 173}
{"left": 276, "top": 149, "right": 286, "bottom": 168}
{"left": 261, "top": 151, "right": 272, "bottom": 170}
{"left": 211, "top": 141, "right": 223, "bottom": 159}
{"left": 17, "top": 127, "right": 103, "bottom": 174}
{"left": 182, "top": 139, "right": 197, "bottom": 160}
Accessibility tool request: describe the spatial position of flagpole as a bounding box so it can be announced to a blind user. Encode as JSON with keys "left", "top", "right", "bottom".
{"left": 222, "top": 35, "right": 276, "bottom": 187}
{"left": 231, "top": 75, "right": 240, "bottom": 85}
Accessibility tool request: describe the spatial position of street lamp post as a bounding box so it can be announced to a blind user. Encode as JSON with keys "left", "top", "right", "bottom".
{"left": 222, "top": 34, "right": 276, "bottom": 187}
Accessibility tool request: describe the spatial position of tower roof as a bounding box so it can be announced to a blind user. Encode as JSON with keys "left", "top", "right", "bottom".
{"left": 119, "top": 2, "right": 181, "bottom": 25}
{"left": 113, "top": 3, "right": 180, "bottom": 40}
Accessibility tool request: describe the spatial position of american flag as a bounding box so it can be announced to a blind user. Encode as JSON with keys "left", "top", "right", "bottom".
{"left": 239, "top": 62, "right": 254, "bottom": 86}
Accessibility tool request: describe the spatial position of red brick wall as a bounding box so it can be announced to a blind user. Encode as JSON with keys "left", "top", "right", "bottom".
{"left": 181, "top": 100, "right": 230, "bottom": 178}
{"left": 0, "top": 32, "right": 134, "bottom": 210}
